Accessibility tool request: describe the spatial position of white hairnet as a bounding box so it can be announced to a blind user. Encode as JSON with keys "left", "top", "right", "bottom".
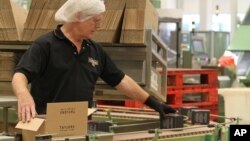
{"left": 55, "top": 0, "right": 105, "bottom": 23}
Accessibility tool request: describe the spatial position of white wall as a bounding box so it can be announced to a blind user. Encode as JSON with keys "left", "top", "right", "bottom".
{"left": 160, "top": 0, "right": 174, "bottom": 9}
{"left": 161, "top": 0, "right": 176, "bottom": 9}
{"left": 212, "top": 0, "right": 249, "bottom": 14}
{"left": 238, "top": 0, "right": 250, "bottom": 13}
{"left": 159, "top": 0, "right": 250, "bottom": 32}
{"left": 182, "top": 0, "right": 199, "bottom": 14}
{"left": 160, "top": 0, "right": 250, "bottom": 15}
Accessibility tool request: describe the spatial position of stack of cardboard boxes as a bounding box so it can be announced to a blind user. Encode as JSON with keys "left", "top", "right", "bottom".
{"left": 22, "top": 0, "right": 66, "bottom": 41}
{"left": 0, "top": 52, "right": 16, "bottom": 96}
{"left": 0, "top": 0, "right": 27, "bottom": 41}
{"left": 92, "top": 0, "right": 126, "bottom": 43}
{"left": 0, "top": 0, "right": 159, "bottom": 43}
{"left": 120, "top": 0, "right": 159, "bottom": 44}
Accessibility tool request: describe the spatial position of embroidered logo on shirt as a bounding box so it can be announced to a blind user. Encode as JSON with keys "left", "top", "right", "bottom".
{"left": 88, "top": 57, "right": 99, "bottom": 67}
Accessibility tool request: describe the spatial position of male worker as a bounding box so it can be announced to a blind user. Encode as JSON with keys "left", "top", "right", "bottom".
{"left": 12, "top": 0, "right": 175, "bottom": 123}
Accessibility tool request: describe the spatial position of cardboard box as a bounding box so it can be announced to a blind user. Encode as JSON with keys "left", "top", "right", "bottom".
{"left": 16, "top": 118, "right": 45, "bottom": 141}
{"left": 16, "top": 102, "right": 97, "bottom": 141}
{"left": 92, "top": 0, "right": 126, "bottom": 43}
{"left": 120, "top": 0, "right": 159, "bottom": 44}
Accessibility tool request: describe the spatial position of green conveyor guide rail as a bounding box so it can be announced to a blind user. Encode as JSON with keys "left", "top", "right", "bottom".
{"left": 229, "top": 5, "right": 250, "bottom": 51}
{"left": 228, "top": 25, "right": 250, "bottom": 51}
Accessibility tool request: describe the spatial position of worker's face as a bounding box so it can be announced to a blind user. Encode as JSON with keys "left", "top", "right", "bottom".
{"left": 76, "top": 14, "right": 103, "bottom": 39}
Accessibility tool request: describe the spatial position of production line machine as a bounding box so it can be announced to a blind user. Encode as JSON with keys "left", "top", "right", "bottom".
{"left": 3, "top": 105, "right": 235, "bottom": 141}
{"left": 0, "top": 27, "right": 236, "bottom": 141}
{"left": 91, "top": 106, "right": 234, "bottom": 141}
{"left": 222, "top": 6, "right": 250, "bottom": 87}
{"left": 0, "top": 95, "right": 237, "bottom": 141}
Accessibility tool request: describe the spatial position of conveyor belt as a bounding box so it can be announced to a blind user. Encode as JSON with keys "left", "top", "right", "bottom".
{"left": 94, "top": 105, "right": 159, "bottom": 121}
{"left": 16, "top": 105, "right": 233, "bottom": 141}
{"left": 92, "top": 106, "right": 232, "bottom": 141}
{"left": 97, "top": 105, "right": 157, "bottom": 115}
{"left": 113, "top": 125, "right": 215, "bottom": 141}
{"left": 94, "top": 111, "right": 158, "bottom": 120}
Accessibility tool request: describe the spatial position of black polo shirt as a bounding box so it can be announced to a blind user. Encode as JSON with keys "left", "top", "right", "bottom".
{"left": 15, "top": 25, "right": 125, "bottom": 114}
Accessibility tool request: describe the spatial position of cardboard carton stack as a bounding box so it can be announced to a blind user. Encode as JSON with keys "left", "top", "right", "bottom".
{"left": 0, "top": 0, "right": 27, "bottom": 41}
{"left": 92, "top": 0, "right": 126, "bottom": 43}
{"left": 0, "top": 0, "right": 159, "bottom": 43}
{"left": 22, "top": 0, "right": 66, "bottom": 41}
{"left": 120, "top": 0, "right": 159, "bottom": 44}
{"left": 0, "top": 52, "right": 16, "bottom": 96}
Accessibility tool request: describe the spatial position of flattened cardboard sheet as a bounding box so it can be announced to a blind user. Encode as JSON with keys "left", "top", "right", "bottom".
{"left": 15, "top": 118, "right": 45, "bottom": 131}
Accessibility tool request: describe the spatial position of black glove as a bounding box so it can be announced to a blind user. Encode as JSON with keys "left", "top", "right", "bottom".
{"left": 144, "top": 96, "right": 176, "bottom": 128}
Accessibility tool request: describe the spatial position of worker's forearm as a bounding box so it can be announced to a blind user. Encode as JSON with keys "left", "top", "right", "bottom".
{"left": 12, "top": 72, "right": 30, "bottom": 98}
{"left": 116, "top": 75, "right": 149, "bottom": 103}
{"left": 12, "top": 72, "right": 37, "bottom": 122}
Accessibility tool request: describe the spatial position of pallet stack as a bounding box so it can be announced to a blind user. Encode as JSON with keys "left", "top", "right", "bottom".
{"left": 97, "top": 68, "right": 219, "bottom": 121}
{"left": 92, "top": 0, "right": 126, "bottom": 43}
{"left": 166, "top": 69, "right": 218, "bottom": 120}
{"left": 0, "top": 0, "right": 27, "bottom": 41}
{"left": 22, "top": 0, "right": 66, "bottom": 41}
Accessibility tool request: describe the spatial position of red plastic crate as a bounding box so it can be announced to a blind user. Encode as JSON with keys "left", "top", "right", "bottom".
{"left": 167, "top": 87, "right": 218, "bottom": 105}
{"left": 97, "top": 100, "right": 125, "bottom": 107}
{"left": 97, "top": 100, "right": 146, "bottom": 108}
{"left": 125, "top": 100, "right": 145, "bottom": 108}
{"left": 164, "top": 69, "right": 218, "bottom": 89}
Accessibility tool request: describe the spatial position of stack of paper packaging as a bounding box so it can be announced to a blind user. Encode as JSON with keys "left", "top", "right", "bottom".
{"left": 120, "top": 0, "right": 159, "bottom": 44}
{"left": 92, "top": 0, "right": 126, "bottom": 43}
{"left": 0, "top": 0, "right": 27, "bottom": 41}
{"left": 22, "top": 0, "right": 66, "bottom": 41}
{"left": 0, "top": 52, "right": 16, "bottom": 96}
{"left": 0, "top": 0, "right": 159, "bottom": 44}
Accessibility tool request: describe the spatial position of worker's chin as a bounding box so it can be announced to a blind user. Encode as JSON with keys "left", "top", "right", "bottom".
{"left": 87, "top": 33, "right": 94, "bottom": 39}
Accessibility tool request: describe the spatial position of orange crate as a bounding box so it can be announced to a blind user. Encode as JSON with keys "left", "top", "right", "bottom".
{"left": 97, "top": 100, "right": 148, "bottom": 108}
{"left": 167, "top": 87, "right": 218, "bottom": 105}
{"left": 125, "top": 100, "right": 144, "bottom": 108}
{"left": 97, "top": 100, "right": 125, "bottom": 107}
{"left": 166, "top": 69, "right": 218, "bottom": 89}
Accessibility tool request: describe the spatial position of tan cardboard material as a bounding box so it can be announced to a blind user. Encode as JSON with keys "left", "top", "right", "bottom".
{"left": 46, "top": 102, "right": 88, "bottom": 137}
{"left": 15, "top": 102, "right": 96, "bottom": 140}
{"left": 15, "top": 118, "right": 45, "bottom": 131}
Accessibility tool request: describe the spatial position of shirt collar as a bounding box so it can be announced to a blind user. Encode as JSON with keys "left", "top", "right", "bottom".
{"left": 53, "top": 24, "right": 91, "bottom": 50}
{"left": 53, "top": 24, "right": 66, "bottom": 40}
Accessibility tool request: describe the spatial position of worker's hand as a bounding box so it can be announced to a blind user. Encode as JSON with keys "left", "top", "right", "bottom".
{"left": 17, "top": 92, "right": 37, "bottom": 122}
{"left": 144, "top": 96, "right": 176, "bottom": 122}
